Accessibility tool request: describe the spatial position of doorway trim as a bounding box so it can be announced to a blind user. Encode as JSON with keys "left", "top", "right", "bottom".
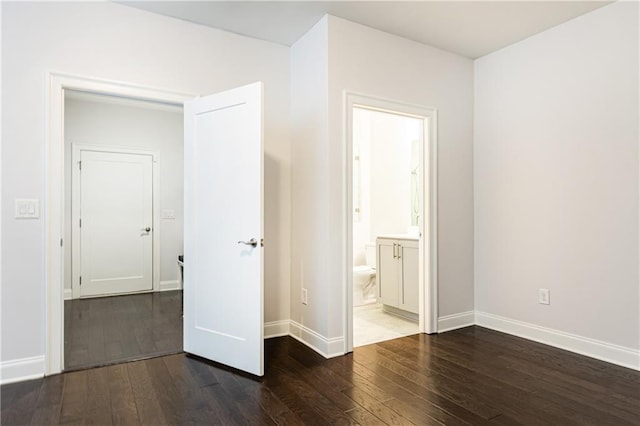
{"left": 45, "top": 71, "right": 194, "bottom": 375}
{"left": 71, "top": 144, "right": 159, "bottom": 299}
{"left": 344, "top": 93, "right": 438, "bottom": 353}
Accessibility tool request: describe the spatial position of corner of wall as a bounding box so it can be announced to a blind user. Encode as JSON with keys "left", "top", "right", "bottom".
{"left": 289, "top": 11, "right": 331, "bottom": 341}
{"left": 289, "top": 320, "right": 345, "bottom": 358}
{"left": 438, "top": 311, "right": 475, "bottom": 332}
{"left": 264, "top": 320, "right": 344, "bottom": 358}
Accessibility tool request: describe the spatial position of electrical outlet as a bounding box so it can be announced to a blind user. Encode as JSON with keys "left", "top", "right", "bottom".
{"left": 301, "top": 288, "right": 308, "bottom": 305}
{"left": 539, "top": 288, "right": 550, "bottom": 305}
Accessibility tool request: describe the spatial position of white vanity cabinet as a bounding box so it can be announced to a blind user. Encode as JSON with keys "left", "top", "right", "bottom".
{"left": 376, "top": 236, "right": 419, "bottom": 315}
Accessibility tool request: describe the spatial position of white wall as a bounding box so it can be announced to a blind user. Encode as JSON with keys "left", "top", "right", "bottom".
{"left": 326, "top": 16, "right": 475, "bottom": 340}
{"left": 353, "top": 108, "right": 418, "bottom": 266}
{"left": 369, "top": 110, "right": 418, "bottom": 241}
{"left": 290, "top": 15, "right": 474, "bottom": 350}
{"left": 352, "top": 107, "right": 373, "bottom": 266}
{"left": 290, "top": 17, "right": 331, "bottom": 339}
{"left": 474, "top": 1, "right": 639, "bottom": 350}
{"left": 64, "top": 95, "right": 184, "bottom": 295}
{"left": 1, "top": 2, "right": 291, "bottom": 370}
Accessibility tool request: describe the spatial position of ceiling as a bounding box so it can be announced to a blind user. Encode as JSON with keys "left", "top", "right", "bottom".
{"left": 118, "top": 1, "right": 611, "bottom": 59}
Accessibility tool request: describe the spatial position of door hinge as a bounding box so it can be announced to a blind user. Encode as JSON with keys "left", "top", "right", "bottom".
{"left": 78, "top": 161, "right": 82, "bottom": 170}
{"left": 79, "top": 218, "right": 82, "bottom": 228}
{"left": 79, "top": 276, "right": 82, "bottom": 285}
{"left": 60, "top": 238, "right": 63, "bottom": 247}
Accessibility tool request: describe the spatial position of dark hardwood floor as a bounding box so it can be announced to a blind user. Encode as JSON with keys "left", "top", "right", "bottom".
{"left": 3, "top": 326, "right": 639, "bottom": 425}
{"left": 64, "top": 290, "right": 183, "bottom": 371}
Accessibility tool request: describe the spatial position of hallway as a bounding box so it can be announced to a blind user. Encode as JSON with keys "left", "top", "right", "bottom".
{"left": 64, "top": 291, "right": 183, "bottom": 371}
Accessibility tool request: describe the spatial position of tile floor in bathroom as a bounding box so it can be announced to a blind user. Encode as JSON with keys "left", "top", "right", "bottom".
{"left": 353, "top": 302, "right": 419, "bottom": 347}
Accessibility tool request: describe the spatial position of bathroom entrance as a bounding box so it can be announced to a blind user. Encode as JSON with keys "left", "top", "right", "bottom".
{"left": 345, "top": 94, "right": 438, "bottom": 350}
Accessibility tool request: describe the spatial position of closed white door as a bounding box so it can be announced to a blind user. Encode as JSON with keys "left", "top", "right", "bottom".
{"left": 76, "top": 150, "right": 153, "bottom": 297}
{"left": 183, "top": 82, "right": 264, "bottom": 376}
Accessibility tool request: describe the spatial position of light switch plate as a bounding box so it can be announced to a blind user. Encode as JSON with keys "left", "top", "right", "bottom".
{"left": 15, "top": 199, "right": 40, "bottom": 219}
{"left": 539, "top": 288, "right": 550, "bottom": 305}
{"left": 161, "top": 209, "right": 176, "bottom": 219}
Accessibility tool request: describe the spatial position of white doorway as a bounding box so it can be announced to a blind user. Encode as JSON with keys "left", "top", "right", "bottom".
{"left": 46, "top": 73, "right": 266, "bottom": 378}
{"left": 345, "top": 94, "right": 438, "bottom": 352}
{"left": 71, "top": 147, "right": 154, "bottom": 298}
{"left": 62, "top": 90, "right": 183, "bottom": 371}
{"left": 46, "top": 75, "right": 192, "bottom": 374}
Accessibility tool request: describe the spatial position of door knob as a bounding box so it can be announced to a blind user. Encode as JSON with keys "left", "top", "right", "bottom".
{"left": 237, "top": 238, "right": 258, "bottom": 247}
{"left": 142, "top": 227, "right": 151, "bottom": 232}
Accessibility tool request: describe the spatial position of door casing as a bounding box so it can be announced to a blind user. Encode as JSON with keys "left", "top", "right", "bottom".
{"left": 45, "top": 72, "right": 194, "bottom": 375}
{"left": 71, "top": 144, "right": 159, "bottom": 299}
{"left": 344, "top": 92, "right": 439, "bottom": 353}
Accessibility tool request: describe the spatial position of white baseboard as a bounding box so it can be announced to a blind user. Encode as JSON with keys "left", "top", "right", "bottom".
{"left": 0, "top": 356, "right": 45, "bottom": 385}
{"left": 160, "top": 280, "right": 181, "bottom": 292}
{"left": 383, "top": 304, "right": 418, "bottom": 322}
{"left": 438, "top": 311, "right": 475, "bottom": 332}
{"left": 289, "top": 320, "right": 344, "bottom": 358}
{"left": 475, "top": 311, "right": 640, "bottom": 371}
{"left": 63, "top": 288, "right": 73, "bottom": 300}
{"left": 264, "top": 320, "right": 290, "bottom": 338}
{"left": 265, "top": 320, "right": 344, "bottom": 358}
{"left": 6, "top": 313, "right": 630, "bottom": 386}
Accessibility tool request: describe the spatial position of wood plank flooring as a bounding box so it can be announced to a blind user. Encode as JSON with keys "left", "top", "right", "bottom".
{"left": 64, "top": 290, "right": 183, "bottom": 371}
{"left": 3, "top": 326, "right": 639, "bottom": 425}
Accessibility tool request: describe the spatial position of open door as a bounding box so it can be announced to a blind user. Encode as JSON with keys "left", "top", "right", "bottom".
{"left": 183, "top": 82, "right": 264, "bottom": 376}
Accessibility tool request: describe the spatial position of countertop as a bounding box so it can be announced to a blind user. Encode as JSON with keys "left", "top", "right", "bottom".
{"left": 376, "top": 233, "right": 420, "bottom": 241}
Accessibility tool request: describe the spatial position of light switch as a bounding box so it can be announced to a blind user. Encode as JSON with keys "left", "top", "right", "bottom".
{"left": 161, "top": 209, "right": 176, "bottom": 219}
{"left": 15, "top": 199, "right": 40, "bottom": 219}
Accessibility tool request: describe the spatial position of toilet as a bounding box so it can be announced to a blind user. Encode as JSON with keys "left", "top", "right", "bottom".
{"left": 353, "top": 242, "right": 377, "bottom": 306}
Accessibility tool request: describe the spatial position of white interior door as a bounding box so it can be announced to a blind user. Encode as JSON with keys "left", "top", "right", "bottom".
{"left": 183, "top": 82, "right": 264, "bottom": 376}
{"left": 76, "top": 150, "right": 153, "bottom": 297}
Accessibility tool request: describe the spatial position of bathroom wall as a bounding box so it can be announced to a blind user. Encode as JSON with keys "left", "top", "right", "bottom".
{"left": 64, "top": 93, "right": 184, "bottom": 297}
{"left": 352, "top": 107, "right": 373, "bottom": 266}
{"left": 353, "top": 108, "right": 419, "bottom": 266}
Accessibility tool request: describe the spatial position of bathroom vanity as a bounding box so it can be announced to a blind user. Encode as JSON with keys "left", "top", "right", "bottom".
{"left": 376, "top": 235, "right": 419, "bottom": 319}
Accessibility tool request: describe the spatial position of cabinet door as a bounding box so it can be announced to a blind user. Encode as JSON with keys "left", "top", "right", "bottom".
{"left": 377, "top": 239, "right": 399, "bottom": 307}
{"left": 399, "top": 241, "right": 419, "bottom": 314}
